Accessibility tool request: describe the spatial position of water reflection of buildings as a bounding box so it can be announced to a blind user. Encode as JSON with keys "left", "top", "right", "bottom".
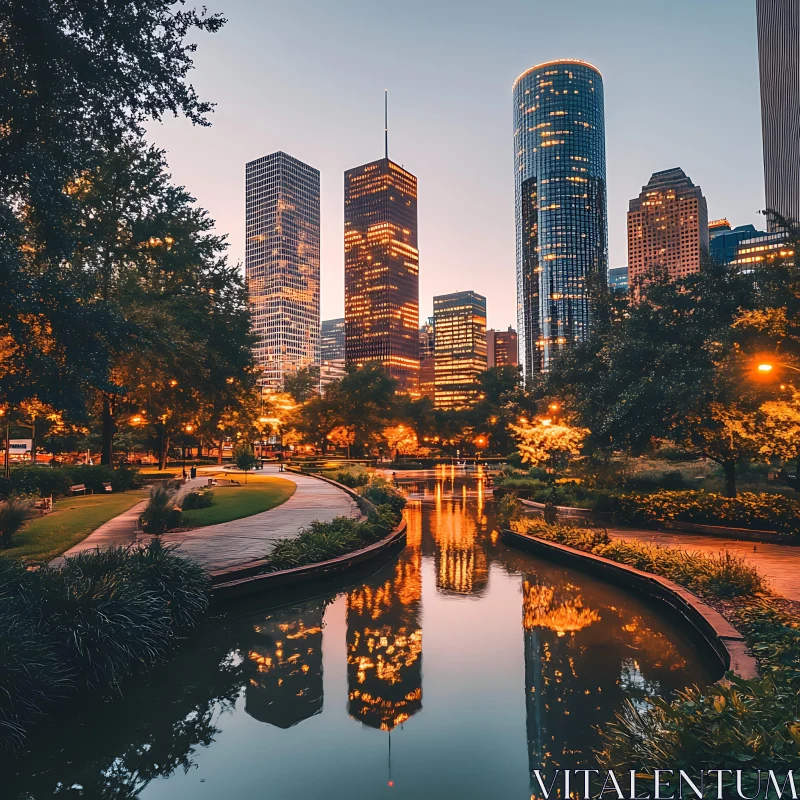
{"left": 346, "top": 504, "right": 423, "bottom": 731}
{"left": 521, "top": 573, "right": 690, "bottom": 776}
{"left": 245, "top": 602, "right": 326, "bottom": 729}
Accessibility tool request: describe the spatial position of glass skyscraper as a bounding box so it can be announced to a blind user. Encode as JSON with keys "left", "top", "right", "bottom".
{"left": 757, "top": 0, "right": 800, "bottom": 230}
{"left": 344, "top": 157, "right": 420, "bottom": 393}
{"left": 245, "top": 151, "right": 320, "bottom": 390}
{"left": 514, "top": 60, "right": 608, "bottom": 377}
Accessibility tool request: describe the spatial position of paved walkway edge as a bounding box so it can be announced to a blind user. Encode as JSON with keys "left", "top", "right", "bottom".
{"left": 211, "top": 517, "right": 407, "bottom": 601}
{"left": 502, "top": 528, "right": 758, "bottom": 682}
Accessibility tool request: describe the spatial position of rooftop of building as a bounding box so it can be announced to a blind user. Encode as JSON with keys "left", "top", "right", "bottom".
{"left": 629, "top": 167, "right": 705, "bottom": 211}
{"left": 513, "top": 58, "right": 602, "bottom": 88}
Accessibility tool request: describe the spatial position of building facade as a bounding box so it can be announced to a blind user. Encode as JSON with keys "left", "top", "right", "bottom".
{"left": 732, "top": 231, "right": 794, "bottom": 270}
{"left": 607, "top": 266, "right": 629, "bottom": 293}
{"left": 419, "top": 317, "right": 435, "bottom": 400}
{"left": 709, "top": 220, "right": 764, "bottom": 265}
{"left": 486, "top": 327, "right": 519, "bottom": 369}
{"left": 757, "top": 0, "right": 800, "bottom": 229}
{"left": 320, "top": 318, "right": 346, "bottom": 389}
{"left": 514, "top": 59, "right": 608, "bottom": 379}
{"left": 627, "top": 168, "right": 709, "bottom": 284}
{"left": 344, "top": 157, "right": 420, "bottom": 392}
{"left": 245, "top": 152, "right": 320, "bottom": 390}
{"left": 433, "top": 292, "right": 487, "bottom": 410}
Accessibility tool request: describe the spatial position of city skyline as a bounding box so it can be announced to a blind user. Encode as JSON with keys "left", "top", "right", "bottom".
{"left": 145, "top": 0, "right": 765, "bottom": 331}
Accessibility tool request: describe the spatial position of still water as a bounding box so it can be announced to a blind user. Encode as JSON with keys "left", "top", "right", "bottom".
{"left": 8, "top": 474, "right": 715, "bottom": 799}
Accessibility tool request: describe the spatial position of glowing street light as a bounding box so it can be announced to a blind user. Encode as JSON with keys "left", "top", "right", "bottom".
{"left": 757, "top": 363, "right": 774, "bottom": 373}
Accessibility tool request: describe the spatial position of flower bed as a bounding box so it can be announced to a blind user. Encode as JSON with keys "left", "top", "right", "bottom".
{"left": 613, "top": 490, "right": 800, "bottom": 537}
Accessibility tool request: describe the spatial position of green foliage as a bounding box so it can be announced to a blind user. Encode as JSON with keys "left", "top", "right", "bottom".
{"left": 0, "top": 498, "right": 36, "bottom": 548}
{"left": 358, "top": 477, "right": 407, "bottom": 516}
{"left": 613, "top": 490, "right": 800, "bottom": 536}
{"left": 598, "top": 599, "right": 800, "bottom": 785}
{"left": 0, "top": 543, "right": 209, "bottom": 751}
{"left": 181, "top": 489, "right": 214, "bottom": 510}
{"left": 233, "top": 443, "right": 257, "bottom": 476}
{"left": 511, "top": 517, "right": 766, "bottom": 598}
{"left": 329, "top": 468, "right": 370, "bottom": 488}
{"left": 0, "top": 465, "right": 141, "bottom": 499}
{"left": 139, "top": 486, "right": 181, "bottom": 534}
{"left": 283, "top": 366, "right": 319, "bottom": 403}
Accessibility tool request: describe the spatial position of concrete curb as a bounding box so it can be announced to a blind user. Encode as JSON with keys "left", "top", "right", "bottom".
{"left": 502, "top": 528, "right": 759, "bottom": 682}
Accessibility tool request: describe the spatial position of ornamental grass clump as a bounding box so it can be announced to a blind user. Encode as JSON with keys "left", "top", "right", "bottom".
{"left": 0, "top": 542, "right": 209, "bottom": 752}
{"left": 140, "top": 485, "right": 182, "bottom": 534}
{"left": 0, "top": 497, "right": 36, "bottom": 549}
{"left": 181, "top": 488, "right": 214, "bottom": 510}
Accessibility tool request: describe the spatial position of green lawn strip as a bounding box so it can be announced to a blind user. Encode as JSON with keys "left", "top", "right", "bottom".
{"left": 1, "top": 489, "right": 150, "bottom": 563}
{"left": 180, "top": 478, "right": 296, "bottom": 528}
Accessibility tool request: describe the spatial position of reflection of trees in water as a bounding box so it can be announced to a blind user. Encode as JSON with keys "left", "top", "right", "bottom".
{"left": 3, "top": 596, "right": 337, "bottom": 799}
{"left": 244, "top": 601, "right": 326, "bottom": 729}
{"left": 347, "top": 524, "right": 423, "bottom": 731}
{"left": 2, "top": 624, "right": 245, "bottom": 799}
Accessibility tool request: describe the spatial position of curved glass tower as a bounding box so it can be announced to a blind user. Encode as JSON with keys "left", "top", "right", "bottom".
{"left": 514, "top": 60, "right": 608, "bottom": 377}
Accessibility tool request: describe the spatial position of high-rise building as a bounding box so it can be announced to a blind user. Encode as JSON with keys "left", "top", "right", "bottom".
{"left": 608, "top": 266, "right": 629, "bottom": 293}
{"left": 320, "top": 318, "right": 346, "bottom": 388}
{"left": 433, "top": 291, "right": 487, "bottom": 410}
{"left": 627, "top": 168, "right": 709, "bottom": 284}
{"left": 344, "top": 157, "right": 419, "bottom": 392}
{"left": 514, "top": 59, "right": 609, "bottom": 378}
{"left": 245, "top": 152, "right": 320, "bottom": 390}
{"left": 486, "top": 327, "right": 518, "bottom": 369}
{"left": 757, "top": 0, "right": 800, "bottom": 230}
{"left": 732, "top": 230, "right": 794, "bottom": 270}
{"left": 709, "top": 220, "right": 765, "bottom": 266}
{"left": 419, "top": 317, "right": 435, "bottom": 400}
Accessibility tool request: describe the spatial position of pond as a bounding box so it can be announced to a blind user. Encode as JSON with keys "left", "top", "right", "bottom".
{"left": 7, "top": 473, "right": 716, "bottom": 799}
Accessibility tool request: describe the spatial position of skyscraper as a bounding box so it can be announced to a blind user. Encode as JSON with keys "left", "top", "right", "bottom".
{"left": 419, "top": 317, "right": 435, "bottom": 400}
{"left": 709, "top": 220, "right": 764, "bottom": 266}
{"left": 433, "top": 291, "right": 487, "bottom": 410}
{"left": 627, "top": 168, "right": 709, "bottom": 284}
{"left": 607, "top": 266, "right": 629, "bottom": 293}
{"left": 320, "top": 318, "right": 346, "bottom": 388}
{"left": 344, "top": 157, "right": 420, "bottom": 392}
{"left": 514, "top": 59, "right": 608, "bottom": 378}
{"left": 757, "top": 0, "right": 800, "bottom": 229}
{"left": 486, "top": 327, "right": 518, "bottom": 369}
{"left": 245, "top": 152, "right": 320, "bottom": 390}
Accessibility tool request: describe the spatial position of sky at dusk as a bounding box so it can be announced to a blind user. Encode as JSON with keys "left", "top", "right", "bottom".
{"left": 147, "top": 0, "right": 764, "bottom": 330}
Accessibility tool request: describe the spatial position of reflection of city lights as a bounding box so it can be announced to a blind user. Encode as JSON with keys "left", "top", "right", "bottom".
{"left": 522, "top": 582, "right": 600, "bottom": 636}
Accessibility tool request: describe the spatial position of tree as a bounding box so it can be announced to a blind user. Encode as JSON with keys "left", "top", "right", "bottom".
{"left": 284, "top": 367, "right": 319, "bottom": 404}
{"left": 327, "top": 426, "right": 356, "bottom": 458}
{"left": 508, "top": 419, "right": 588, "bottom": 469}
{"left": 233, "top": 443, "right": 257, "bottom": 482}
{"left": 382, "top": 425, "right": 420, "bottom": 460}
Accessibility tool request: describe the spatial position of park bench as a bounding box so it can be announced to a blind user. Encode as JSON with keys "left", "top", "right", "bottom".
{"left": 34, "top": 496, "right": 53, "bottom": 514}
{"left": 102, "top": 482, "right": 113, "bottom": 492}
{"left": 69, "top": 484, "right": 87, "bottom": 495}
{"left": 207, "top": 478, "right": 218, "bottom": 487}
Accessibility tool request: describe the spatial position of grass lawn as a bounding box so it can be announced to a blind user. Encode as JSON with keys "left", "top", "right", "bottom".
{"left": 181, "top": 476, "right": 296, "bottom": 528}
{"left": 1, "top": 489, "right": 150, "bottom": 563}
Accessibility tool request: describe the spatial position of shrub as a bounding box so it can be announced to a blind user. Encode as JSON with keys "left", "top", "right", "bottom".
{"left": 0, "top": 465, "right": 141, "bottom": 499}
{"left": 613, "top": 490, "right": 800, "bottom": 536}
{"left": 511, "top": 517, "right": 766, "bottom": 599}
{"left": 0, "top": 497, "right": 36, "bottom": 548}
{"left": 330, "top": 469, "right": 370, "bottom": 488}
{"left": 267, "top": 516, "right": 365, "bottom": 571}
{"left": 0, "top": 543, "right": 209, "bottom": 751}
{"left": 181, "top": 489, "right": 214, "bottom": 510}
{"left": 139, "top": 486, "right": 182, "bottom": 534}
{"left": 359, "top": 477, "right": 406, "bottom": 516}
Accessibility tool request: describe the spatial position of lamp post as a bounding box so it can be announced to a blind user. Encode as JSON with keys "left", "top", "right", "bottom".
{"left": 182, "top": 424, "right": 194, "bottom": 478}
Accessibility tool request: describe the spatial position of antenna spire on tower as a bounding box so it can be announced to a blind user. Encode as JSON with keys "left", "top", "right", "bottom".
{"left": 384, "top": 89, "right": 389, "bottom": 160}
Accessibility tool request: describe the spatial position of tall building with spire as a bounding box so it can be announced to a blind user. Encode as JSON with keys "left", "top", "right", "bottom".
{"left": 757, "top": 0, "right": 800, "bottom": 229}
{"left": 245, "top": 152, "right": 320, "bottom": 390}
{"left": 514, "top": 60, "right": 608, "bottom": 378}
{"left": 344, "top": 149, "right": 419, "bottom": 391}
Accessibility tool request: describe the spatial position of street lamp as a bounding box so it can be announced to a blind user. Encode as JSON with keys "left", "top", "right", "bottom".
{"left": 182, "top": 424, "right": 194, "bottom": 477}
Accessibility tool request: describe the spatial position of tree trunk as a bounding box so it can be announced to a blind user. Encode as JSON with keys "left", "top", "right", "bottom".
{"left": 159, "top": 428, "right": 170, "bottom": 471}
{"left": 723, "top": 460, "right": 737, "bottom": 498}
{"left": 101, "top": 394, "right": 115, "bottom": 466}
{"left": 217, "top": 439, "right": 224, "bottom": 465}
{"left": 30, "top": 421, "right": 36, "bottom": 467}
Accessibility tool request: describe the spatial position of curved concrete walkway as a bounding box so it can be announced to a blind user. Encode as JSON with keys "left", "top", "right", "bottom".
{"left": 53, "top": 466, "right": 360, "bottom": 573}
{"left": 608, "top": 527, "right": 800, "bottom": 601}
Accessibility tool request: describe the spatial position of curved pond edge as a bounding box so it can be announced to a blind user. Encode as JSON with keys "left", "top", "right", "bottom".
{"left": 502, "top": 528, "right": 758, "bottom": 682}
{"left": 209, "top": 472, "right": 406, "bottom": 601}
{"left": 510, "top": 495, "right": 796, "bottom": 546}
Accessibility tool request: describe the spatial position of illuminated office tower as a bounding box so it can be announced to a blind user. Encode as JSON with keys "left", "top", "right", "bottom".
{"left": 486, "top": 327, "right": 518, "bottom": 369}
{"left": 627, "top": 168, "right": 709, "bottom": 284}
{"left": 245, "top": 152, "right": 320, "bottom": 390}
{"left": 757, "top": 0, "right": 800, "bottom": 229}
{"left": 514, "top": 60, "right": 608, "bottom": 378}
{"left": 433, "top": 291, "right": 487, "bottom": 410}
{"left": 320, "top": 318, "right": 346, "bottom": 388}
{"left": 344, "top": 158, "right": 420, "bottom": 391}
{"left": 419, "top": 317, "right": 435, "bottom": 400}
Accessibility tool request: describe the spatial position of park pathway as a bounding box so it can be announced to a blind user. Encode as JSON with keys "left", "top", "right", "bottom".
{"left": 608, "top": 527, "right": 800, "bottom": 601}
{"left": 52, "top": 467, "right": 359, "bottom": 573}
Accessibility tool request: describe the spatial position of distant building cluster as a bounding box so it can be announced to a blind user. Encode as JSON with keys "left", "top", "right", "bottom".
{"left": 245, "top": 3, "right": 798, "bottom": 392}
